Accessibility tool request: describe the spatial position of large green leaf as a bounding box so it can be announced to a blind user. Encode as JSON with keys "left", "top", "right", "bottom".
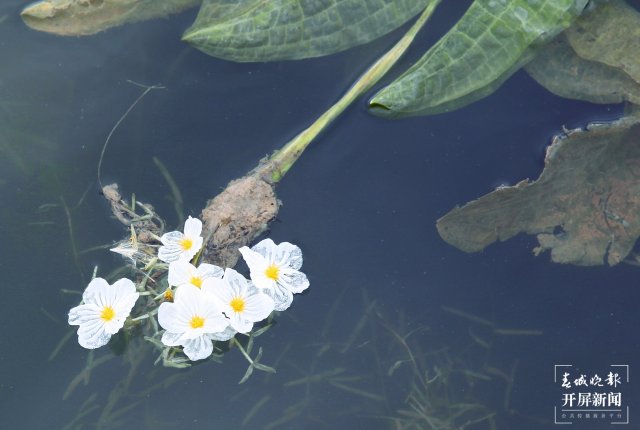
{"left": 182, "top": 0, "right": 429, "bottom": 62}
{"left": 21, "top": 0, "right": 201, "bottom": 36}
{"left": 369, "top": 0, "right": 589, "bottom": 118}
{"left": 525, "top": 33, "right": 640, "bottom": 105}
{"left": 566, "top": 0, "right": 640, "bottom": 86}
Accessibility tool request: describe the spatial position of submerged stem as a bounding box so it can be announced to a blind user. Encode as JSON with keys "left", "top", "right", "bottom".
{"left": 255, "top": 0, "right": 442, "bottom": 184}
{"left": 231, "top": 337, "right": 253, "bottom": 364}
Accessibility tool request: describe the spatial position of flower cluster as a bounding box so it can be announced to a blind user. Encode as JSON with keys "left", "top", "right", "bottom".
{"left": 68, "top": 216, "right": 309, "bottom": 363}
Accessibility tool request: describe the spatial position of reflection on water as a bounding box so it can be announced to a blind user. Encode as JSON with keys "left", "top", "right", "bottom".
{"left": 1, "top": 1, "right": 639, "bottom": 429}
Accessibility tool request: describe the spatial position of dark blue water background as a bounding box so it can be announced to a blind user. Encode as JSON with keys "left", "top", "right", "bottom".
{"left": 0, "top": 1, "right": 637, "bottom": 429}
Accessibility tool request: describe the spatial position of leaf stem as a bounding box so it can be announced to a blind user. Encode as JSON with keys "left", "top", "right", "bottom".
{"left": 231, "top": 337, "right": 253, "bottom": 364}
{"left": 255, "top": 0, "right": 442, "bottom": 184}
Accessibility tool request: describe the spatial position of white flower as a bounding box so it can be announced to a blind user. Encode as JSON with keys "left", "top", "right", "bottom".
{"left": 158, "top": 216, "right": 203, "bottom": 263}
{"left": 158, "top": 284, "right": 229, "bottom": 361}
{"left": 204, "top": 268, "right": 275, "bottom": 334}
{"left": 168, "top": 259, "right": 223, "bottom": 289}
{"left": 239, "top": 238, "right": 309, "bottom": 311}
{"left": 68, "top": 278, "right": 139, "bottom": 349}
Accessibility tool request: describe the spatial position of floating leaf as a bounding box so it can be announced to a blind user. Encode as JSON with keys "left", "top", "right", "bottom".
{"left": 566, "top": 0, "right": 640, "bottom": 85}
{"left": 21, "top": 0, "right": 201, "bottom": 36}
{"left": 369, "top": 0, "right": 589, "bottom": 117}
{"left": 182, "top": 0, "right": 430, "bottom": 62}
{"left": 437, "top": 117, "right": 640, "bottom": 266}
{"left": 525, "top": 33, "right": 640, "bottom": 105}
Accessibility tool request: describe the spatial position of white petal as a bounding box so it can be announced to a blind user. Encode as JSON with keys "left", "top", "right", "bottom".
{"left": 243, "top": 292, "right": 275, "bottom": 322}
{"left": 205, "top": 282, "right": 232, "bottom": 308}
{"left": 197, "top": 263, "right": 224, "bottom": 280}
{"left": 173, "top": 284, "right": 202, "bottom": 310}
{"left": 68, "top": 303, "right": 100, "bottom": 326}
{"left": 251, "top": 238, "right": 277, "bottom": 261}
{"left": 229, "top": 313, "right": 253, "bottom": 334}
{"left": 161, "top": 331, "right": 184, "bottom": 347}
{"left": 158, "top": 243, "right": 184, "bottom": 263}
{"left": 200, "top": 277, "right": 227, "bottom": 298}
{"left": 111, "top": 278, "right": 136, "bottom": 296}
{"left": 250, "top": 272, "right": 277, "bottom": 291}
{"left": 279, "top": 269, "right": 310, "bottom": 294}
{"left": 102, "top": 317, "right": 127, "bottom": 335}
{"left": 111, "top": 279, "right": 139, "bottom": 311}
{"left": 208, "top": 326, "right": 236, "bottom": 341}
{"left": 160, "top": 230, "right": 183, "bottom": 246}
{"left": 183, "top": 335, "right": 213, "bottom": 361}
{"left": 239, "top": 246, "right": 268, "bottom": 272}
{"left": 203, "top": 313, "right": 230, "bottom": 334}
{"left": 224, "top": 268, "right": 249, "bottom": 293}
{"left": 262, "top": 284, "right": 293, "bottom": 311}
{"left": 201, "top": 295, "right": 229, "bottom": 333}
{"left": 82, "top": 278, "right": 110, "bottom": 304}
{"left": 112, "top": 291, "right": 139, "bottom": 318}
{"left": 239, "top": 250, "right": 275, "bottom": 290}
{"left": 183, "top": 216, "right": 202, "bottom": 239}
{"left": 168, "top": 260, "right": 195, "bottom": 287}
{"left": 158, "top": 302, "right": 189, "bottom": 334}
{"left": 77, "top": 318, "right": 111, "bottom": 349}
{"left": 276, "top": 242, "right": 303, "bottom": 270}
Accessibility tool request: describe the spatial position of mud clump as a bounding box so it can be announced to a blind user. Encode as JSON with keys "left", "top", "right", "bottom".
{"left": 200, "top": 174, "right": 280, "bottom": 268}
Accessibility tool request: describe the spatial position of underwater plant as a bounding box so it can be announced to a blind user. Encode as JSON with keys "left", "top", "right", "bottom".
{"left": 22, "top": 0, "right": 640, "bottom": 268}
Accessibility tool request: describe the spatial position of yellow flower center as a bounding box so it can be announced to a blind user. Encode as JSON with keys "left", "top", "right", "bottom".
{"left": 190, "top": 315, "right": 205, "bottom": 329}
{"left": 180, "top": 238, "right": 193, "bottom": 251}
{"left": 163, "top": 288, "right": 173, "bottom": 301}
{"left": 230, "top": 297, "right": 245, "bottom": 313}
{"left": 100, "top": 306, "right": 115, "bottom": 322}
{"left": 265, "top": 264, "right": 280, "bottom": 280}
{"left": 190, "top": 276, "right": 203, "bottom": 288}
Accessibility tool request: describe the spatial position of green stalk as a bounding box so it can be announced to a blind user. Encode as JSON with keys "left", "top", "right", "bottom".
{"left": 255, "top": 0, "right": 442, "bottom": 184}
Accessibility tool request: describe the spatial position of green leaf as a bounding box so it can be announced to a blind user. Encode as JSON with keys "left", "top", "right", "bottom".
{"left": 565, "top": 0, "right": 640, "bottom": 86}
{"left": 21, "top": 0, "right": 201, "bottom": 36}
{"left": 525, "top": 33, "right": 640, "bottom": 105}
{"left": 182, "top": 0, "right": 430, "bottom": 62}
{"left": 369, "top": 0, "right": 589, "bottom": 118}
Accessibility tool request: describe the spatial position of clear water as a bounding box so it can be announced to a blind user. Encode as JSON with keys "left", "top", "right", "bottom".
{"left": 1, "top": 1, "right": 637, "bottom": 429}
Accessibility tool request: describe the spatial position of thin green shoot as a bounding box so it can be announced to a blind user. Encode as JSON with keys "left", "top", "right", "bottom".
{"left": 255, "top": 1, "right": 442, "bottom": 183}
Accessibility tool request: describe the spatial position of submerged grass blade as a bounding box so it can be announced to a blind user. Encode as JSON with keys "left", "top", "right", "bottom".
{"left": 153, "top": 156, "right": 185, "bottom": 224}
{"left": 328, "top": 380, "right": 385, "bottom": 402}
{"left": 241, "top": 394, "right": 271, "bottom": 427}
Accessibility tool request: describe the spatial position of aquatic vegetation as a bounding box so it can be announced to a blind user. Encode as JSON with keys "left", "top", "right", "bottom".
{"left": 66, "top": 212, "right": 309, "bottom": 371}
{"left": 437, "top": 1, "right": 640, "bottom": 265}
{"left": 68, "top": 278, "right": 139, "bottom": 349}
{"left": 28, "top": 1, "right": 638, "bottom": 267}
{"left": 20, "top": 0, "right": 201, "bottom": 36}
{"left": 525, "top": 33, "right": 640, "bottom": 105}
{"left": 370, "top": 0, "right": 589, "bottom": 116}
{"left": 438, "top": 116, "right": 640, "bottom": 266}
{"left": 20, "top": 0, "right": 591, "bottom": 117}
{"left": 182, "top": 0, "right": 429, "bottom": 61}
